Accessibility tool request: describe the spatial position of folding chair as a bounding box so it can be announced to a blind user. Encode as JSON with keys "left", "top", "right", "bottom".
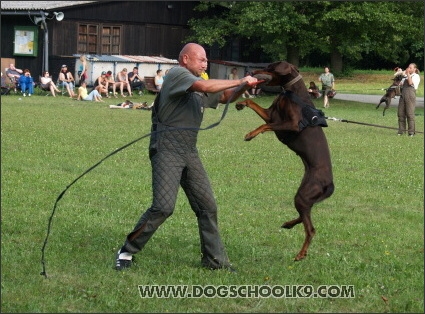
{"left": 1, "top": 75, "right": 11, "bottom": 95}
{"left": 57, "top": 78, "right": 68, "bottom": 96}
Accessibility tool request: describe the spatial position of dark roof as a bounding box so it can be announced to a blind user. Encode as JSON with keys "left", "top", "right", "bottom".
{"left": 0, "top": 1, "right": 98, "bottom": 11}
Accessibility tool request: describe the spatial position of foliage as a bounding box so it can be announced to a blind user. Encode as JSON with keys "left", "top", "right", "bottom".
{"left": 187, "top": 1, "right": 424, "bottom": 69}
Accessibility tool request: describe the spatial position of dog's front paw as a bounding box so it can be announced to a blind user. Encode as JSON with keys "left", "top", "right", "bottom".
{"left": 244, "top": 133, "right": 254, "bottom": 141}
{"left": 235, "top": 103, "right": 245, "bottom": 111}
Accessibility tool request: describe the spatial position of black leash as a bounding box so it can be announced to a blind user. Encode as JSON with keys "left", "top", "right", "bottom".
{"left": 326, "top": 116, "right": 424, "bottom": 134}
{"left": 40, "top": 83, "right": 247, "bottom": 278}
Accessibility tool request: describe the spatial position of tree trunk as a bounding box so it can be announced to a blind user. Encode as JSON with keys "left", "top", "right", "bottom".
{"left": 330, "top": 49, "right": 343, "bottom": 74}
{"left": 287, "top": 45, "right": 300, "bottom": 67}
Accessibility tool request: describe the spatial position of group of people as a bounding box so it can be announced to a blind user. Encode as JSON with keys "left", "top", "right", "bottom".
{"left": 305, "top": 66, "right": 336, "bottom": 109}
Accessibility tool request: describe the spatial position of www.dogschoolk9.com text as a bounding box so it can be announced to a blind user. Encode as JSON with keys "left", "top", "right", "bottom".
{"left": 138, "top": 285, "right": 355, "bottom": 299}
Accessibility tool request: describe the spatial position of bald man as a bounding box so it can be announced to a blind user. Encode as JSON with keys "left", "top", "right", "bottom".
{"left": 115, "top": 43, "right": 257, "bottom": 271}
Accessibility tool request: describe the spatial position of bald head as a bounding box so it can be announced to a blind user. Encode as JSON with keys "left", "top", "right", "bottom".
{"left": 178, "top": 43, "right": 208, "bottom": 77}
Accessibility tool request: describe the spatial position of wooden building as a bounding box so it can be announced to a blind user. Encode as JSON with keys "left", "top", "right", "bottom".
{"left": 1, "top": 1, "right": 208, "bottom": 82}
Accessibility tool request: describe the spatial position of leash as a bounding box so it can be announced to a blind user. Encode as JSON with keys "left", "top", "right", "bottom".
{"left": 40, "top": 81, "right": 252, "bottom": 278}
{"left": 325, "top": 116, "right": 424, "bottom": 134}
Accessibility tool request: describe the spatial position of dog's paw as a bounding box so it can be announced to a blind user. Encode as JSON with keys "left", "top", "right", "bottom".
{"left": 235, "top": 103, "right": 245, "bottom": 111}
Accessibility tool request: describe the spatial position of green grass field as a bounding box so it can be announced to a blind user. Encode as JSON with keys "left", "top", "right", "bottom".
{"left": 1, "top": 73, "right": 424, "bottom": 313}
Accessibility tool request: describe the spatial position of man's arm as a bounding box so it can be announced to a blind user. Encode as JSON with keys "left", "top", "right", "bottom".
{"left": 191, "top": 77, "right": 257, "bottom": 103}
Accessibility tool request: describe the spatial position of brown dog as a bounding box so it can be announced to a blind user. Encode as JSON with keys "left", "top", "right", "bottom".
{"left": 376, "top": 74, "right": 404, "bottom": 116}
{"left": 236, "top": 61, "right": 334, "bottom": 261}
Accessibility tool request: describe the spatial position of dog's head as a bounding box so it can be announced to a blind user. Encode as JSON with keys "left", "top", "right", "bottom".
{"left": 253, "top": 61, "right": 300, "bottom": 88}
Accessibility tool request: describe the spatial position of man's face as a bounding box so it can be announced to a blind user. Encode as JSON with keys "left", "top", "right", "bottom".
{"left": 185, "top": 51, "right": 208, "bottom": 77}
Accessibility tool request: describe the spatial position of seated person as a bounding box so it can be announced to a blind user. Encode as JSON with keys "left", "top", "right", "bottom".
{"left": 40, "top": 71, "right": 61, "bottom": 97}
{"left": 94, "top": 71, "right": 110, "bottom": 98}
{"left": 1, "top": 72, "right": 11, "bottom": 95}
{"left": 6, "top": 63, "right": 23, "bottom": 92}
{"left": 154, "top": 69, "right": 164, "bottom": 90}
{"left": 105, "top": 71, "right": 122, "bottom": 98}
{"left": 128, "top": 67, "right": 145, "bottom": 94}
{"left": 116, "top": 68, "right": 132, "bottom": 97}
{"left": 307, "top": 81, "right": 321, "bottom": 99}
{"left": 77, "top": 81, "right": 103, "bottom": 102}
{"left": 58, "top": 65, "right": 76, "bottom": 98}
{"left": 18, "top": 69, "right": 34, "bottom": 96}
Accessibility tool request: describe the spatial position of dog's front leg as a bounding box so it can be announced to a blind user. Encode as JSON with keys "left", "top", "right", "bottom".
{"left": 236, "top": 99, "right": 271, "bottom": 123}
{"left": 245, "top": 124, "right": 273, "bottom": 141}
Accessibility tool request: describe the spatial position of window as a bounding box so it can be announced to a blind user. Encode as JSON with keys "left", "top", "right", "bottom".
{"left": 78, "top": 23, "right": 121, "bottom": 54}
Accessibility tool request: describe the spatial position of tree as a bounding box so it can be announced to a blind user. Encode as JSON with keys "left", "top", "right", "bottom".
{"left": 187, "top": 1, "right": 424, "bottom": 72}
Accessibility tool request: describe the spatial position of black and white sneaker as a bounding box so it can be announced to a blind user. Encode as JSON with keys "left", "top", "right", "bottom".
{"left": 115, "top": 249, "right": 133, "bottom": 271}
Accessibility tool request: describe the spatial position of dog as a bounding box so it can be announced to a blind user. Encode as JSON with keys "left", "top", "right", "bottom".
{"left": 376, "top": 74, "right": 404, "bottom": 116}
{"left": 236, "top": 61, "right": 334, "bottom": 261}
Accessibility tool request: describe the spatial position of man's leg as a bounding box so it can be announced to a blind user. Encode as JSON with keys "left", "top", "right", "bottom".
{"left": 180, "top": 155, "right": 231, "bottom": 269}
{"left": 116, "top": 151, "right": 183, "bottom": 269}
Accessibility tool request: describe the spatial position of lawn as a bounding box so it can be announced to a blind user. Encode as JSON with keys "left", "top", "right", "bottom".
{"left": 1, "top": 74, "right": 424, "bottom": 313}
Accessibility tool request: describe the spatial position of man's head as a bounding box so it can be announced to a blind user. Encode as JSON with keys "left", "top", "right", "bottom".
{"left": 178, "top": 43, "right": 208, "bottom": 77}
{"left": 133, "top": 67, "right": 138, "bottom": 73}
{"left": 9, "top": 64, "right": 16, "bottom": 70}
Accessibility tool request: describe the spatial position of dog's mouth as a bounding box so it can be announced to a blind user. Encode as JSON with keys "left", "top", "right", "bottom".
{"left": 253, "top": 73, "right": 273, "bottom": 86}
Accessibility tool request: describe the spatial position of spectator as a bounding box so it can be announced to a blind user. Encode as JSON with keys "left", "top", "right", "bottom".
{"left": 241, "top": 71, "right": 253, "bottom": 98}
{"left": 397, "top": 63, "right": 421, "bottom": 136}
{"left": 18, "top": 69, "right": 34, "bottom": 97}
{"left": 128, "top": 67, "right": 145, "bottom": 95}
{"left": 94, "top": 71, "right": 110, "bottom": 98}
{"left": 307, "top": 81, "right": 321, "bottom": 99}
{"left": 116, "top": 68, "right": 132, "bottom": 97}
{"left": 40, "top": 71, "right": 61, "bottom": 97}
{"left": 318, "top": 66, "right": 335, "bottom": 108}
{"left": 77, "top": 81, "right": 103, "bottom": 102}
{"left": 228, "top": 67, "right": 239, "bottom": 80}
{"left": 114, "top": 42, "right": 257, "bottom": 271}
{"left": 78, "top": 55, "right": 88, "bottom": 85}
{"left": 105, "top": 70, "right": 121, "bottom": 98}
{"left": 6, "top": 63, "right": 23, "bottom": 92}
{"left": 58, "top": 65, "right": 76, "bottom": 98}
{"left": 154, "top": 69, "right": 164, "bottom": 90}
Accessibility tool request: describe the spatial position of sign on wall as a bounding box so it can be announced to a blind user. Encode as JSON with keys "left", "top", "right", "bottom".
{"left": 13, "top": 26, "right": 38, "bottom": 57}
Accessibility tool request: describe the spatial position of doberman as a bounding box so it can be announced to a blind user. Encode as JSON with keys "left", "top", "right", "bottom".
{"left": 236, "top": 61, "right": 334, "bottom": 261}
{"left": 376, "top": 74, "right": 404, "bottom": 116}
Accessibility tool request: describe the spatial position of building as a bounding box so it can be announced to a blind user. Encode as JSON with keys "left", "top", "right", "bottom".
{"left": 1, "top": 1, "right": 202, "bottom": 82}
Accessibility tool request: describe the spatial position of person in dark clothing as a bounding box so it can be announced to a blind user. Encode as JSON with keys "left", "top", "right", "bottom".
{"left": 128, "top": 67, "right": 145, "bottom": 94}
{"left": 115, "top": 43, "right": 258, "bottom": 271}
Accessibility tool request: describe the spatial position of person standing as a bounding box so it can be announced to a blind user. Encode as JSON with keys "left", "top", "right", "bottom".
{"left": 397, "top": 63, "right": 420, "bottom": 136}
{"left": 114, "top": 43, "right": 257, "bottom": 271}
{"left": 78, "top": 55, "right": 88, "bottom": 85}
{"left": 319, "top": 66, "right": 335, "bottom": 108}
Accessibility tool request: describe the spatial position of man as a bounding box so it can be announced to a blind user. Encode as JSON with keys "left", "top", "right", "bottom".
{"left": 6, "top": 64, "right": 23, "bottom": 92}
{"left": 318, "top": 66, "right": 335, "bottom": 108}
{"left": 128, "top": 66, "right": 145, "bottom": 94}
{"left": 115, "top": 43, "right": 257, "bottom": 271}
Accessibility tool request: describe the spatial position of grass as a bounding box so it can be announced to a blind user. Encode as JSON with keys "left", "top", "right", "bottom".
{"left": 1, "top": 72, "right": 424, "bottom": 313}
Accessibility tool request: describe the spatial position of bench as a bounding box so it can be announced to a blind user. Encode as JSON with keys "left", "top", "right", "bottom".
{"left": 144, "top": 76, "right": 160, "bottom": 94}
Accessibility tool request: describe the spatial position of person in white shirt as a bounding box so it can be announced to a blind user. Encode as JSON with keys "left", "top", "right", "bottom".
{"left": 397, "top": 63, "right": 421, "bottom": 136}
